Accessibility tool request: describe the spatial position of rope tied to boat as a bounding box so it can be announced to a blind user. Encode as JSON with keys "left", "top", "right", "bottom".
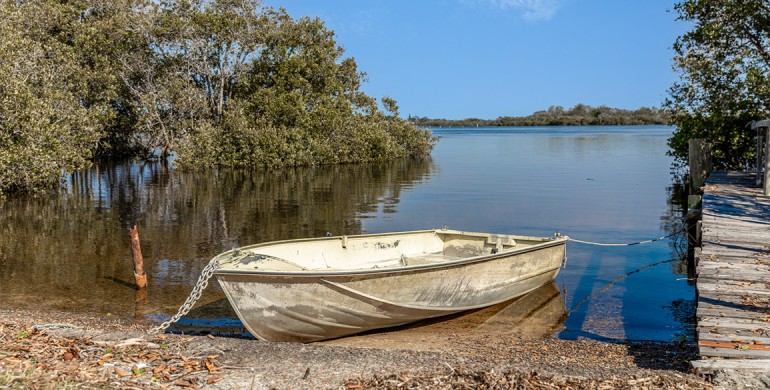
{"left": 151, "top": 258, "right": 220, "bottom": 333}
{"left": 562, "top": 227, "right": 688, "bottom": 312}
{"left": 562, "top": 228, "right": 683, "bottom": 247}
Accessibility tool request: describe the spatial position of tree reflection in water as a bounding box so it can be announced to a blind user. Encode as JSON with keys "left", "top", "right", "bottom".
{"left": 0, "top": 158, "right": 435, "bottom": 319}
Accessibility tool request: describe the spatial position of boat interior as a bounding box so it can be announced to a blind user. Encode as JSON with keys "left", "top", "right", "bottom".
{"left": 215, "top": 230, "right": 559, "bottom": 273}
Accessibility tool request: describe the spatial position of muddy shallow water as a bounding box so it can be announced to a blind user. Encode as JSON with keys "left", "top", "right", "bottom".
{"left": 0, "top": 125, "right": 694, "bottom": 343}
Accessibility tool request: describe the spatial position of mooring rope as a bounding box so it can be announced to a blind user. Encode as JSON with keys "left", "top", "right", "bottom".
{"left": 562, "top": 227, "right": 688, "bottom": 312}
{"left": 566, "top": 228, "right": 683, "bottom": 247}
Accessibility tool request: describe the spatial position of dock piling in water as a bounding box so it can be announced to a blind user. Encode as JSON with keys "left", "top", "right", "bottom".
{"left": 129, "top": 225, "right": 147, "bottom": 289}
{"left": 688, "top": 138, "right": 713, "bottom": 194}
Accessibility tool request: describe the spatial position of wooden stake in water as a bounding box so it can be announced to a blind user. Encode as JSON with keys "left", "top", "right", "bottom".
{"left": 129, "top": 225, "right": 147, "bottom": 289}
{"left": 134, "top": 287, "right": 148, "bottom": 322}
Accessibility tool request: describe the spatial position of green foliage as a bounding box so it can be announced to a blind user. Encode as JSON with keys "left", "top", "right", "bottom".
{"left": 666, "top": 106, "right": 758, "bottom": 170}
{"left": 0, "top": 0, "right": 104, "bottom": 195}
{"left": 411, "top": 105, "right": 669, "bottom": 127}
{"left": 123, "top": 0, "right": 278, "bottom": 157}
{"left": 665, "top": 0, "right": 770, "bottom": 169}
{"left": 175, "top": 13, "right": 435, "bottom": 169}
{"left": 0, "top": 0, "right": 435, "bottom": 196}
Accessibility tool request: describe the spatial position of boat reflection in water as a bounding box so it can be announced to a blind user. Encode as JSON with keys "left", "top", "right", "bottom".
{"left": 471, "top": 280, "right": 567, "bottom": 338}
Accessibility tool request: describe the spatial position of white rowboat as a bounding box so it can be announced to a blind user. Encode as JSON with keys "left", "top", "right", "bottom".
{"left": 212, "top": 229, "right": 568, "bottom": 342}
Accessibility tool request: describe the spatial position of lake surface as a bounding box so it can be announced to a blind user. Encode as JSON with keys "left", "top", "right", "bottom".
{"left": 0, "top": 125, "right": 693, "bottom": 342}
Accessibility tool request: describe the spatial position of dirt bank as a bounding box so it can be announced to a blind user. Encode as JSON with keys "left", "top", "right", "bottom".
{"left": 0, "top": 308, "right": 714, "bottom": 389}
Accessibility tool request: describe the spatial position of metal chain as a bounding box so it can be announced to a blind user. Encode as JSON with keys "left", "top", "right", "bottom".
{"left": 151, "top": 258, "right": 220, "bottom": 333}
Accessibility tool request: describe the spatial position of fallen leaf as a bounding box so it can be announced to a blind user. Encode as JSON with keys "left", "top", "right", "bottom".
{"left": 205, "top": 358, "right": 216, "bottom": 373}
{"left": 114, "top": 367, "right": 130, "bottom": 377}
{"left": 133, "top": 368, "right": 144, "bottom": 376}
{"left": 174, "top": 379, "right": 197, "bottom": 387}
{"left": 153, "top": 364, "right": 166, "bottom": 374}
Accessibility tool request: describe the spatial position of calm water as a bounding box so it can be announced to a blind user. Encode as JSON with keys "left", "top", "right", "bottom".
{"left": 0, "top": 125, "right": 693, "bottom": 342}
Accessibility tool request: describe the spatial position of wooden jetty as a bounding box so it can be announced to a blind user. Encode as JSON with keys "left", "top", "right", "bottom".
{"left": 691, "top": 171, "right": 770, "bottom": 374}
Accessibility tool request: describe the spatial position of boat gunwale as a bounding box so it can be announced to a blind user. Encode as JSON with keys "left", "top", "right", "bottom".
{"left": 212, "top": 229, "right": 567, "bottom": 278}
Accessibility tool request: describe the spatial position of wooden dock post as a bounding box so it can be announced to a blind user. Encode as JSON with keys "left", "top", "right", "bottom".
{"left": 129, "top": 225, "right": 147, "bottom": 289}
{"left": 765, "top": 126, "right": 770, "bottom": 196}
{"left": 134, "top": 288, "right": 148, "bottom": 322}
{"left": 688, "top": 138, "right": 712, "bottom": 194}
{"left": 750, "top": 120, "right": 770, "bottom": 194}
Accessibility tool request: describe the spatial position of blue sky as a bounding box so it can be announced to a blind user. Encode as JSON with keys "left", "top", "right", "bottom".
{"left": 266, "top": 1, "right": 687, "bottom": 119}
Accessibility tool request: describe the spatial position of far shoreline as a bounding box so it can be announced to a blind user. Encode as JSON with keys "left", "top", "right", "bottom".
{"left": 409, "top": 104, "right": 669, "bottom": 128}
{"left": 422, "top": 123, "right": 670, "bottom": 128}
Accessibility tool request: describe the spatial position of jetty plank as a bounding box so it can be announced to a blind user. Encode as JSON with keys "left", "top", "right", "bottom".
{"left": 697, "top": 270, "right": 770, "bottom": 283}
{"left": 697, "top": 345, "right": 770, "bottom": 359}
{"left": 697, "top": 330, "right": 770, "bottom": 345}
{"left": 697, "top": 310, "right": 770, "bottom": 322}
{"left": 691, "top": 359, "right": 770, "bottom": 373}
{"left": 698, "top": 327, "right": 770, "bottom": 339}
{"left": 698, "top": 317, "right": 770, "bottom": 330}
{"left": 695, "top": 171, "right": 770, "bottom": 373}
{"left": 700, "top": 246, "right": 769, "bottom": 258}
{"left": 696, "top": 282, "right": 770, "bottom": 296}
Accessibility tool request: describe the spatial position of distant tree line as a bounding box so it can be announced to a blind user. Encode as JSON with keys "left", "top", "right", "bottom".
{"left": 409, "top": 105, "right": 669, "bottom": 127}
{"left": 0, "top": 0, "right": 435, "bottom": 196}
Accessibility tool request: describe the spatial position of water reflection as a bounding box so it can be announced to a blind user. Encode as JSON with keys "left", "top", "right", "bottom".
{"left": 467, "top": 281, "right": 567, "bottom": 338}
{"left": 0, "top": 126, "right": 696, "bottom": 343}
{"left": 0, "top": 158, "right": 435, "bottom": 316}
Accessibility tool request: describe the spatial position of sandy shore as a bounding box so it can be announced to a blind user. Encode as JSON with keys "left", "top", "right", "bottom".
{"left": 0, "top": 308, "right": 726, "bottom": 389}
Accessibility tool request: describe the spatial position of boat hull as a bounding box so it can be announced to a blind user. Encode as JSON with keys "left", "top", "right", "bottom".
{"left": 214, "top": 231, "right": 566, "bottom": 342}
